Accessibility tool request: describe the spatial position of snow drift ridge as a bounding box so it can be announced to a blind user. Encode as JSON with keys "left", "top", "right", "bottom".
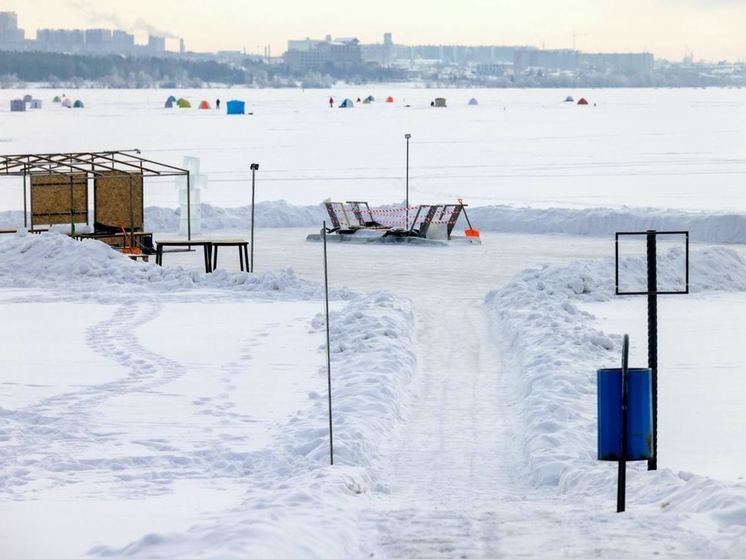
{"left": 4, "top": 202, "right": 746, "bottom": 244}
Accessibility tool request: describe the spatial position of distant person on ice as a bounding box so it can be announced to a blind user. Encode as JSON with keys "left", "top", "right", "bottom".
{"left": 216, "top": 99, "right": 221, "bottom": 110}
{"left": 329, "top": 97, "right": 334, "bottom": 108}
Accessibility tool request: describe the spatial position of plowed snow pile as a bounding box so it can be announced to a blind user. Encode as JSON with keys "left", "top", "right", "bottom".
{"left": 485, "top": 246, "right": 746, "bottom": 552}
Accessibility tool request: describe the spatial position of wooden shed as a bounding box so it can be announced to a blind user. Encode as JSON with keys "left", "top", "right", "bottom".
{"left": 0, "top": 151, "right": 195, "bottom": 247}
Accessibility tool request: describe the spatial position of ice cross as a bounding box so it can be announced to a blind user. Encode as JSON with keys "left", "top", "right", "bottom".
{"left": 175, "top": 156, "right": 208, "bottom": 236}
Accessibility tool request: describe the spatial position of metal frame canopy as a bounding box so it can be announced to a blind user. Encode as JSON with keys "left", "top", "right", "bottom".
{"left": 0, "top": 150, "right": 194, "bottom": 239}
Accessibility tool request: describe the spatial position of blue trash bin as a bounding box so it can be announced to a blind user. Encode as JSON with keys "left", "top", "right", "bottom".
{"left": 597, "top": 368, "right": 653, "bottom": 461}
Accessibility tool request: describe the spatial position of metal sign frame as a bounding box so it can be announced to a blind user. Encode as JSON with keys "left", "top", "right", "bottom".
{"left": 615, "top": 231, "right": 689, "bottom": 295}
{"left": 613, "top": 229, "right": 690, "bottom": 471}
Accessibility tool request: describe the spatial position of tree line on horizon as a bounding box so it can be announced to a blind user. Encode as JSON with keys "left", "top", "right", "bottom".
{"left": 0, "top": 51, "right": 406, "bottom": 89}
{"left": 0, "top": 50, "right": 740, "bottom": 89}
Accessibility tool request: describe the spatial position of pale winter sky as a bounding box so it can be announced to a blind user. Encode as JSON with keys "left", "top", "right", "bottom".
{"left": 6, "top": 0, "right": 746, "bottom": 61}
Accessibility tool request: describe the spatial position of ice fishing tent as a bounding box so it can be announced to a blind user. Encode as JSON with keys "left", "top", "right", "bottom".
{"left": 198, "top": 100, "right": 210, "bottom": 110}
{"left": 468, "top": 98, "right": 479, "bottom": 105}
{"left": 73, "top": 100, "right": 85, "bottom": 108}
{"left": 226, "top": 100, "right": 245, "bottom": 115}
{"left": 433, "top": 97, "right": 447, "bottom": 107}
{"left": 167, "top": 95, "right": 177, "bottom": 104}
{"left": 30, "top": 99, "right": 42, "bottom": 109}
{"left": 52, "top": 96, "right": 62, "bottom": 103}
{"left": 10, "top": 99, "right": 25, "bottom": 112}
{"left": 23, "top": 94, "right": 33, "bottom": 103}
{"left": 339, "top": 98, "right": 354, "bottom": 108}
{"left": 564, "top": 95, "right": 574, "bottom": 102}
{"left": 577, "top": 97, "right": 589, "bottom": 105}
{"left": 385, "top": 96, "right": 394, "bottom": 103}
{"left": 62, "top": 98, "right": 72, "bottom": 108}
{"left": 177, "top": 98, "right": 191, "bottom": 108}
{"left": 363, "top": 95, "right": 375, "bottom": 104}
{"left": 165, "top": 99, "right": 174, "bottom": 108}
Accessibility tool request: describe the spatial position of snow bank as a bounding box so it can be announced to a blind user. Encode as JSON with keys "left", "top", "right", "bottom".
{"left": 469, "top": 205, "right": 746, "bottom": 244}
{"left": 91, "top": 292, "right": 417, "bottom": 558}
{"left": 143, "top": 201, "right": 326, "bottom": 231}
{"left": 0, "top": 201, "right": 326, "bottom": 233}
{"left": 485, "top": 247, "right": 746, "bottom": 545}
{"left": 0, "top": 231, "right": 348, "bottom": 300}
{"left": 5, "top": 202, "right": 746, "bottom": 244}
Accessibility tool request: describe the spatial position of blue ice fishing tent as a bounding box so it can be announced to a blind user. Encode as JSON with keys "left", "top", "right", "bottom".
{"left": 227, "top": 100, "right": 245, "bottom": 115}
{"left": 468, "top": 97, "right": 479, "bottom": 105}
{"left": 165, "top": 99, "right": 174, "bottom": 108}
{"left": 167, "top": 95, "right": 177, "bottom": 103}
{"left": 339, "top": 98, "right": 354, "bottom": 108}
{"left": 564, "top": 95, "right": 574, "bottom": 102}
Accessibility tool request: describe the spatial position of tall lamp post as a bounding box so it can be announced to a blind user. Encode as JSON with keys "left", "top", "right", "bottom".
{"left": 404, "top": 133, "right": 411, "bottom": 229}
{"left": 250, "top": 163, "right": 259, "bottom": 273}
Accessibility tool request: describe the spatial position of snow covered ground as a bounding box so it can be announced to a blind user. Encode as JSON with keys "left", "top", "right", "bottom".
{"left": 2, "top": 230, "right": 746, "bottom": 557}
{"left": 2, "top": 86, "right": 746, "bottom": 557}
{"left": 485, "top": 245, "right": 746, "bottom": 555}
{"left": 0, "top": 232, "right": 415, "bottom": 558}
{"left": 581, "top": 294, "right": 746, "bottom": 482}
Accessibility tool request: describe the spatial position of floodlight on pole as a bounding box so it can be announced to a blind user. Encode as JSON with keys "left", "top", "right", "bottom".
{"left": 250, "top": 163, "right": 259, "bottom": 273}
{"left": 405, "top": 133, "right": 411, "bottom": 229}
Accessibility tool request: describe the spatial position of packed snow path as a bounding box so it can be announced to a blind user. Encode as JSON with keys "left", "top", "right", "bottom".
{"left": 257, "top": 230, "right": 738, "bottom": 557}
{"left": 358, "top": 290, "right": 719, "bottom": 557}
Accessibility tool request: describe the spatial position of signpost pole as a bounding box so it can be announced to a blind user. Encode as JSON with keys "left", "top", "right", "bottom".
{"left": 646, "top": 230, "right": 658, "bottom": 471}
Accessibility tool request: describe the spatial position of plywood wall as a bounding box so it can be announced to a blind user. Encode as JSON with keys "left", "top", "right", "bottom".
{"left": 30, "top": 174, "right": 88, "bottom": 226}
{"left": 94, "top": 171, "right": 144, "bottom": 230}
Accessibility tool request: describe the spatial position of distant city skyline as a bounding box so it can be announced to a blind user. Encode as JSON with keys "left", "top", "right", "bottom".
{"left": 3, "top": 0, "right": 746, "bottom": 61}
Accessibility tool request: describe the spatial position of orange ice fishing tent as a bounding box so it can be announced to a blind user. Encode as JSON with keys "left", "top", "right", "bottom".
{"left": 386, "top": 96, "right": 394, "bottom": 103}
{"left": 199, "top": 100, "right": 210, "bottom": 109}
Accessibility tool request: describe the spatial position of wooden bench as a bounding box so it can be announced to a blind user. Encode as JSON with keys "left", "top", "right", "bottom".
{"left": 155, "top": 240, "right": 213, "bottom": 273}
{"left": 211, "top": 239, "right": 250, "bottom": 272}
{"left": 0, "top": 228, "right": 17, "bottom": 234}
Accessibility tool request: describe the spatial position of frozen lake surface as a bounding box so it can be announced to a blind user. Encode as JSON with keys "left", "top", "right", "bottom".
{"left": 1, "top": 87, "right": 746, "bottom": 211}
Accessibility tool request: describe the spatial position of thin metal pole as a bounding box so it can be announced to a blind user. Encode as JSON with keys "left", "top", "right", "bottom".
{"left": 617, "top": 334, "right": 629, "bottom": 513}
{"left": 405, "top": 136, "right": 410, "bottom": 229}
{"left": 646, "top": 230, "right": 658, "bottom": 471}
{"left": 22, "top": 172, "right": 27, "bottom": 229}
{"left": 322, "top": 221, "right": 334, "bottom": 466}
{"left": 128, "top": 174, "right": 135, "bottom": 249}
{"left": 186, "top": 172, "right": 192, "bottom": 241}
{"left": 250, "top": 168, "right": 256, "bottom": 273}
{"left": 69, "top": 175, "right": 75, "bottom": 237}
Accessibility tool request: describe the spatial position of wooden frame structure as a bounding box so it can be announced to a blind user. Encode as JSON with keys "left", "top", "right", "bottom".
{"left": 0, "top": 150, "right": 193, "bottom": 240}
